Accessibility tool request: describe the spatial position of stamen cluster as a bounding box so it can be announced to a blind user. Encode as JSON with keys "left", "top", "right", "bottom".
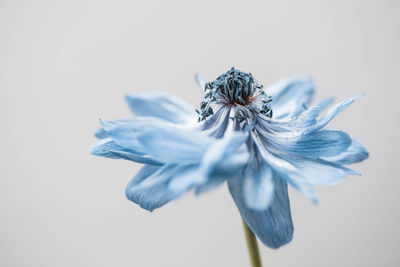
{"left": 198, "top": 67, "right": 273, "bottom": 121}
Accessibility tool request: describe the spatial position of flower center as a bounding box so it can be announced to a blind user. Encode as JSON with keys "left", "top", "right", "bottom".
{"left": 198, "top": 67, "right": 273, "bottom": 121}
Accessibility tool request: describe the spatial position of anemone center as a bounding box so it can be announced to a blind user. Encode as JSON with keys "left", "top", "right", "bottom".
{"left": 198, "top": 67, "right": 273, "bottom": 121}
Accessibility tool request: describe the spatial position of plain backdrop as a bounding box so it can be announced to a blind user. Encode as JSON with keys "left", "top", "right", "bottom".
{"left": 1, "top": 0, "right": 399, "bottom": 266}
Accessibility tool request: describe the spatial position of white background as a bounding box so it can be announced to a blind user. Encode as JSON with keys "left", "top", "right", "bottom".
{"left": 1, "top": 0, "right": 399, "bottom": 266}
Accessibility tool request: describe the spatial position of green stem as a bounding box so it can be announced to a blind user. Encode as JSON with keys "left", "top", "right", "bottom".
{"left": 242, "top": 219, "right": 262, "bottom": 267}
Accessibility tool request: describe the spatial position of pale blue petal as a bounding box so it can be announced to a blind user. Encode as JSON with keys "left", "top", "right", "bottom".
{"left": 94, "top": 119, "right": 132, "bottom": 139}
{"left": 195, "top": 73, "right": 208, "bottom": 90}
{"left": 285, "top": 156, "right": 357, "bottom": 187}
{"left": 228, "top": 174, "right": 294, "bottom": 249}
{"left": 100, "top": 118, "right": 214, "bottom": 164}
{"left": 125, "top": 92, "right": 197, "bottom": 124}
{"left": 94, "top": 128, "right": 108, "bottom": 139}
{"left": 323, "top": 137, "right": 369, "bottom": 165}
{"left": 316, "top": 97, "right": 335, "bottom": 112}
{"left": 125, "top": 165, "right": 169, "bottom": 211}
{"left": 194, "top": 150, "right": 249, "bottom": 195}
{"left": 243, "top": 165, "right": 274, "bottom": 211}
{"left": 168, "top": 131, "right": 249, "bottom": 196}
{"left": 295, "top": 130, "right": 352, "bottom": 157}
{"left": 256, "top": 106, "right": 320, "bottom": 134}
{"left": 91, "top": 138, "right": 161, "bottom": 165}
{"left": 305, "top": 94, "right": 363, "bottom": 134}
{"left": 197, "top": 107, "right": 230, "bottom": 133}
{"left": 251, "top": 132, "right": 319, "bottom": 202}
{"left": 259, "top": 130, "right": 352, "bottom": 158}
{"left": 126, "top": 164, "right": 196, "bottom": 211}
{"left": 266, "top": 76, "right": 315, "bottom": 119}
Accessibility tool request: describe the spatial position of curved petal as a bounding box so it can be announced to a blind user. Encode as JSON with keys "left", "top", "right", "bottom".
{"left": 266, "top": 76, "right": 315, "bottom": 119}
{"left": 94, "top": 119, "right": 132, "bottom": 139}
{"left": 257, "top": 128, "right": 352, "bottom": 158}
{"left": 242, "top": 164, "right": 274, "bottom": 211}
{"left": 126, "top": 164, "right": 198, "bottom": 211}
{"left": 100, "top": 118, "right": 214, "bottom": 164}
{"left": 228, "top": 174, "right": 294, "bottom": 249}
{"left": 195, "top": 73, "right": 208, "bottom": 90}
{"left": 323, "top": 137, "right": 369, "bottom": 165}
{"left": 257, "top": 106, "right": 320, "bottom": 134}
{"left": 167, "top": 131, "right": 249, "bottom": 196}
{"left": 305, "top": 94, "right": 363, "bottom": 134}
{"left": 91, "top": 138, "right": 162, "bottom": 165}
{"left": 125, "top": 91, "right": 197, "bottom": 124}
{"left": 125, "top": 165, "right": 169, "bottom": 211}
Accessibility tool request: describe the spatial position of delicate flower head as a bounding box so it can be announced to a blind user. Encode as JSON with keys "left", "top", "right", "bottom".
{"left": 91, "top": 67, "right": 369, "bottom": 249}
{"left": 198, "top": 67, "right": 272, "bottom": 121}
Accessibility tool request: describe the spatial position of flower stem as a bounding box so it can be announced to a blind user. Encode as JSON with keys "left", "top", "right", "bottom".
{"left": 242, "top": 219, "right": 262, "bottom": 267}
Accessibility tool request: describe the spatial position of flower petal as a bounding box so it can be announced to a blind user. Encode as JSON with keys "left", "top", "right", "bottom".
{"left": 323, "top": 137, "right": 369, "bottom": 165}
{"left": 100, "top": 118, "right": 214, "bottom": 164}
{"left": 266, "top": 76, "right": 315, "bottom": 119}
{"left": 257, "top": 129, "right": 352, "bottom": 158}
{"left": 125, "top": 165, "right": 170, "bottom": 211}
{"left": 195, "top": 73, "right": 208, "bottom": 90}
{"left": 228, "top": 174, "right": 294, "bottom": 249}
{"left": 167, "top": 131, "right": 249, "bottom": 196}
{"left": 125, "top": 91, "right": 197, "bottom": 124}
{"left": 305, "top": 94, "right": 363, "bottom": 134}
{"left": 242, "top": 164, "right": 274, "bottom": 211}
{"left": 252, "top": 132, "right": 319, "bottom": 202}
{"left": 126, "top": 164, "right": 198, "bottom": 211}
{"left": 91, "top": 137, "right": 161, "bottom": 165}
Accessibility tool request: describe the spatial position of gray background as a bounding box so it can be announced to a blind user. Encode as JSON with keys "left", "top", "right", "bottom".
{"left": 0, "top": 0, "right": 399, "bottom": 266}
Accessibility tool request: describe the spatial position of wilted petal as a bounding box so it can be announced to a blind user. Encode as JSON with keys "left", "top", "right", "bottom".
{"left": 286, "top": 156, "right": 358, "bottom": 188}
{"left": 91, "top": 138, "right": 161, "bottom": 165}
{"left": 228, "top": 174, "right": 294, "bottom": 249}
{"left": 126, "top": 164, "right": 197, "bottom": 211}
{"left": 125, "top": 165, "right": 169, "bottom": 211}
{"left": 243, "top": 164, "right": 274, "bottom": 211}
{"left": 323, "top": 137, "right": 369, "bottom": 165}
{"left": 266, "top": 76, "right": 315, "bottom": 119}
{"left": 316, "top": 97, "right": 335, "bottom": 112}
{"left": 305, "top": 94, "right": 363, "bottom": 134}
{"left": 195, "top": 73, "right": 208, "bottom": 90}
{"left": 100, "top": 118, "right": 214, "bottom": 164}
{"left": 168, "top": 131, "right": 249, "bottom": 196}
{"left": 125, "top": 92, "right": 197, "bottom": 124}
{"left": 194, "top": 152, "right": 248, "bottom": 195}
{"left": 259, "top": 130, "right": 352, "bottom": 158}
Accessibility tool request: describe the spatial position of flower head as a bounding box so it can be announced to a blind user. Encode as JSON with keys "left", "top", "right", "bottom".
{"left": 91, "top": 67, "right": 369, "bottom": 249}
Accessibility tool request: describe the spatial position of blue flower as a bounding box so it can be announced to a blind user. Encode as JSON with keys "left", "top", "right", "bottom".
{"left": 91, "top": 67, "right": 369, "bottom": 249}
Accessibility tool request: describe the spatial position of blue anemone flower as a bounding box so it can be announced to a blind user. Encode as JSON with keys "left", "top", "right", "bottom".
{"left": 91, "top": 67, "right": 368, "bottom": 249}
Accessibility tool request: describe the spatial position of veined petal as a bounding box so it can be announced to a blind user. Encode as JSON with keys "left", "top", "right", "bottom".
{"left": 194, "top": 150, "right": 249, "bottom": 195}
{"left": 305, "top": 94, "right": 363, "bottom": 134}
{"left": 228, "top": 174, "right": 294, "bottom": 249}
{"left": 125, "top": 91, "right": 197, "bottom": 124}
{"left": 100, "top": 117, "right": 215, "bottom": 164}
{"left": 125, "top": 165, "right": 170, "bottom": 211}
{"left": 91, "top": 138, "right": 161, "bottom": 165}
{"left": 323, "top": 137, "right": 369, "bottom": 165}
{"left": 291, "top": 130, "right": 352, "bottom": 157}
{"left": 286, "top": 157, "right": 349, "bottom": 187}
{"left": 168, "top": 131, "right": 249, "bottom": 196}
{"left": 256, "top": 106, "right": 320, "bottom": 135}
{"left": 252, "top": 132, "right": 319, "bottom": 202}
{"left": 266, "top": 76, "right": 315, "bottom": 119}
{"left": 126, "top": 164, "right": 198, "bottom": 211}
{"left": 258, "top": 129, "right": 352, "bottom": 158}
{"left": 243, "top": 164, "right": 274, "bottom": 211}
